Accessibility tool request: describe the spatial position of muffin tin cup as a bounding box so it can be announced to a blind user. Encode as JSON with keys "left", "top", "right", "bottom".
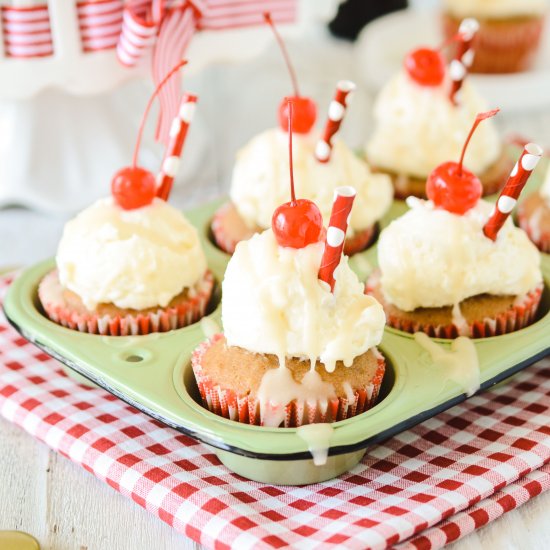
{"left": 4, "top": 188, "right": 550, "bottom": 485}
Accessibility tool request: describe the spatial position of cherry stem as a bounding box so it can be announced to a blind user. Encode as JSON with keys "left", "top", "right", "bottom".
{"left": 132, "top": 59, "right": 188, "bottom": 169}
{"left": 264, "top": 12, "right": 300, "bottom": 97}
{"left": 288, "top": 99, "right": 296, "bottom": 205}
{"left": 458, "top": 108, "right": 500, "bottom": 177}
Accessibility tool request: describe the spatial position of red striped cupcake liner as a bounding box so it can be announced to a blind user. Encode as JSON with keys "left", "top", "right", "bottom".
{"left": 366, "top": 277, "right": 543, "bottom": 339}
{"left": 518, "top": 208, "right": 550, "bottom": 254}
{"left": 38, "top": 270, "right": 215, "bottom": 336}
{"left": 191, "top": 333, "right": 386, "bottom": 428}
{"left": 211, "top": 202, "right": 377, "bottom": 256}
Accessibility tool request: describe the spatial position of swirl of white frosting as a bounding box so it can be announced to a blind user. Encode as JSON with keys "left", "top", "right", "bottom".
{"left": 377, "top": 198, "right": 542, "bottom": 311}
{"left": 222, "top": 230, "right": 385, "bottom": 373}
{"left": 366, "top": 72, "right": 502, "bottom": 179}
{"left": 230, "top": 129, "right": 393, "bottom": 236}
{"left": 56, "top": 197, "right": 207, "bottom": 310}
{"left": 540, "top": 164, "right": 550, "bottom": 204}
{"left": 444, "top": 0, "right": 547, "bottom": 18}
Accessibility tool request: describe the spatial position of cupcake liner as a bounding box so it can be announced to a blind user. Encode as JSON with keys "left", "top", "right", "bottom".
{"left": 518, "top": 200, "right": 550, "bottom": 254}
{"left": 211, "top": 202, "right": 248, "bottom": 255}
{"left": 39, "top": 270, "right": 215, "bottom": 336}
{"left": 366, "top": 279, "right": 543, "bottom": 339}
{"left": 212, "top": 202, "right": 377, "bottom": 257}
{"left": 442, "top": 14, "right": 545, "bottom": 74}
{"left": 191, "top": 333, "right": 386, "bottom": 428}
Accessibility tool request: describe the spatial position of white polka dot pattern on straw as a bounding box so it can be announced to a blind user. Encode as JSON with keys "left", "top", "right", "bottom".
{"left": 449, "top": 18, "right": 479, "bottom": 105}
{"left": 156, "top": 94, "right": 198, "bottom": 202}
{"left": 315, "top": 80, "right": 356, "bottom": 164}
{"left": 483, "top": 143, "right": 542, "bottom": 241}
{"left": 318, "top": 186, "right": 356, "bottom": 292}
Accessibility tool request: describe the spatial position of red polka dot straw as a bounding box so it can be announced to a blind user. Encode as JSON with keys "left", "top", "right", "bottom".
{"left": 318, "top": 186, "right": 356, "bottom": 291}
{"left": 156, "top": 93, "right": 198, "bottom": 201}
{"left": 449, "top": 18, "right": 479, "bottom": 105}
{"left": 1, "top": 272, "right": 549, "bottom": 550}
{"left": 315, "top": 80, "right": 356, "bottom": 163}
{"left": 483, "top": 143, "right": 543, "bottom": 241}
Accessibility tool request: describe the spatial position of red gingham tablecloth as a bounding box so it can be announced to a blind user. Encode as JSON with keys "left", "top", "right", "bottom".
{"left": 1, "top": 273, "right": 549, "bottom": 550}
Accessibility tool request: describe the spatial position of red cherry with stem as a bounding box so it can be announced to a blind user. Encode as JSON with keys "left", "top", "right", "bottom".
{"left": 264, "top": 13, "right": 317, "bottom": 134}
{"left": 111, "top": 167, "right": 156, "bottom": 210}
{"left": 272, "top": 100, "right": 323, "bottom": 248}
{"left": 111, "top": 60, "right": 188, "bottom": 210}
{"left": 405, "top": 47, "right": 446, "bottom": 86}
{"left": 426, "top": 109, "right": 499, "bottom": 214}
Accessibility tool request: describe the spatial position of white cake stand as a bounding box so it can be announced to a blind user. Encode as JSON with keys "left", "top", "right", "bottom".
{"left": 0, "top": 0, "right": 337, "bottom": 213}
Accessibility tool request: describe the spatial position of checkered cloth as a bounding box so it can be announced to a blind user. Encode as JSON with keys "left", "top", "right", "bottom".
{"left": 1, "top": 273, "right": 549, "bottom": 550}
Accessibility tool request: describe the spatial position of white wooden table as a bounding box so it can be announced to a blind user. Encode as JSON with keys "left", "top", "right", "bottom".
{"left": 1, "top": 21, "right": 550, "bottom": 550}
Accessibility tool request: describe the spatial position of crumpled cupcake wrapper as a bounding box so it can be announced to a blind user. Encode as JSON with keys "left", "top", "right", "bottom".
{"left": 40, "top": 270, "right": 215, "bottom": 336}
{"left": 376, "top": 285, "right": 543, "bottom": 339}
{"left": 211, "top": 202, "right": 376, "bottom": 257}
{"left": 191, "top": 333, "right": 386, "bottom": 428}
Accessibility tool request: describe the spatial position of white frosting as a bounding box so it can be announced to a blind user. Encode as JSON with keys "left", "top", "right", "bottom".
{"left": 444, "top": 0, "right": 547, "bottom": 18}
{"left": 57, "top": 197, "right": 207, "bottom": 310}
{"left": 222, "top": 229, "right": 385, "bottom": 373}
{"left": 296, "top": 424, "right": 334, "bottom": 466}
{"left": 230, "top": 129, "right": 393, "bottom": 236}
{"left": 366, "top": 72, "right": 502, "bottom": 179}
{"left": 378, "top": 198, "right": 542, "bottom": 311}
{"left": 540, "top": 164, "right": 550, "bottom": 204}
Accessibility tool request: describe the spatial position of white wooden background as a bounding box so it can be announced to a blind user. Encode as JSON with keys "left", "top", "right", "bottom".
{"left": 1, "top": 10, "right": 550, "bottom": 550}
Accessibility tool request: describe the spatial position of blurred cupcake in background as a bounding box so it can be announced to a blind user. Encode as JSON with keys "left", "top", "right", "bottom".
{"left": 441, "top": 0, "right": 548, "bottom": 73}
{"left": 366, "top": 22, "right": 512, "bottom": 199}
{"left": 518, "top": 163, "right": 550, "bottom": 253}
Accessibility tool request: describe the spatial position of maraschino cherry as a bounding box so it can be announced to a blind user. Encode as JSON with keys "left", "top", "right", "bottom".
{"left": 405, "top": 47, "right": 445, "bottom": 86}
{"left": 111, "top": 60, "right": 187, "bottom": 210}
{"left": 426, "top": 109, "right": 499, "bottom": 215}
{"left": 264, "top": 13, "right": 317, "bottom": 134}
{"left": 272, "top": 100, "right": 323, "bottom": 248}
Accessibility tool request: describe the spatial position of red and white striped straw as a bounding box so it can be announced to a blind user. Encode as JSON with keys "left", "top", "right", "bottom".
{"left": 449, "top": 18, "right": 479, "bottom": 105}
{"left": 77, "top": 0, "right": 124, "bottom": 53}
{"left": 314, "top": 80, "right": 356, "bottom": 163}
{"left": 318, "top": 186, "right": 356, "bottom": 292}
{"left": 483, "top": 143, "right": 543, "bottom": 241}
{"left": 156, "top": 93, "right": 198, "bottom": 201}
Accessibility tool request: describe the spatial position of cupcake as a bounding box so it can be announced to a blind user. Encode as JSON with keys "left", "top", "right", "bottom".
{"left": 442, "top": 0, "right": 548, "bottom": 74}
{"left": 365, "top": 28, "right": 512, "bottom": 199}
{"left": 194, "top": 102, "right": 387, "bottom": 427}
{"left": 518, "top": 164, "right": 550, "bottom": 253}
{"left": 38, "top": 65, "right": 214, "bottom": 335}
{"left": 212, "top": 15, "right": 393, "bottom": 256}
{"left": 367, "top": 113, "right": 543, "bottom": 338}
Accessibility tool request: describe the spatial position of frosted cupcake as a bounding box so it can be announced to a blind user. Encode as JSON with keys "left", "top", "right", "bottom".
{"left": 442, "top": 0, "right": 548, "bottom": 74}
{"left": 367, "top": 113, "right": 544, "bottom": 338}
{"left": 38, "top": 66, "right": 214, "bottom": 335}
{"left": 518, "top": 164, "right": 550, "bottom": 253}
{"left": 366, "top": 28, "right": 512, "bottom": 199}
{"left": 212, "top": 15, "right": 393, "bottom": 256}
{"left": 195, "top": 103, "right": 386, "bottom": 427}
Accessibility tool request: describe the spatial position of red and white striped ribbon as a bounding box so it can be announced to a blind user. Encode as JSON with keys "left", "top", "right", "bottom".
{"left": 77, "top": 0, "right": 124, "bottom": 53}
{"left": 449, "top": 18, "right": 479, "bottom": 105}
{"left": 318, "top": 186, "right": 356, "bottom": 292}
{"left": 315, "top": 80, "right": 356, "bottom": 163}
{"left": 483, "top": 143, "right": 543, "bottom": 241}
{"left": 1, "top": 5, "right": 53, "bottom": 58}
{"left": 156, "top": 93, "right": 197, "bottom": 200}
{"left": 116, "top": 0, "right": 160, "bottom": 66}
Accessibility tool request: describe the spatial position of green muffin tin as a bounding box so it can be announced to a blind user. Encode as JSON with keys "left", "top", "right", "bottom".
{"left": 4, "top": 161, "right": 550, "bottom": 485}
